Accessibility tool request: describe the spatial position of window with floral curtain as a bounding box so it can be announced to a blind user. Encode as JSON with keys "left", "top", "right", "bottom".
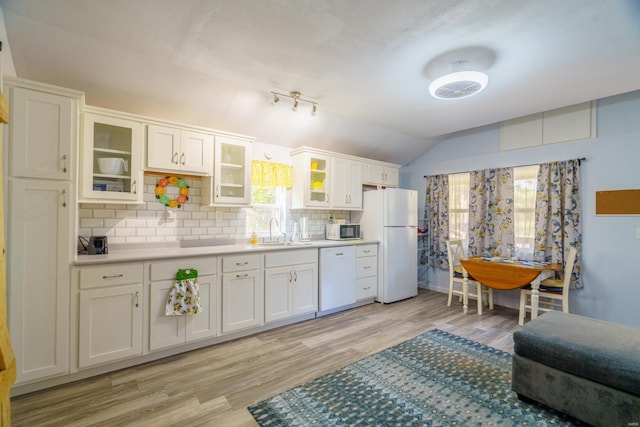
{"left": 534, "top": 159, "right": 582, "bottom": 288}
{"left": 246, "top": 161, "right": 292, "bottom": 237}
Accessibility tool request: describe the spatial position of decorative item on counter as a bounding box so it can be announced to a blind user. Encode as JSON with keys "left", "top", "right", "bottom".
{"left": 166, "top": 269, "right": 202, "bottom": 316}
{"left": 155, "top": 176, "right": 189, "bottom": 208}
{"left": 250, "top": 232, "right": 258, "bottom": 245}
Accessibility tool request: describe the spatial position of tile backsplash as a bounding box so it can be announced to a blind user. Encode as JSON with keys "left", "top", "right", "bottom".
{"left": 78, "top": 175, "right": 355, "bottom": 245}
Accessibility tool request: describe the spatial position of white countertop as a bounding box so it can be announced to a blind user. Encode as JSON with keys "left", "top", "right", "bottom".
{"left": 75, "top": 239, "right": 376, "bottom": 265}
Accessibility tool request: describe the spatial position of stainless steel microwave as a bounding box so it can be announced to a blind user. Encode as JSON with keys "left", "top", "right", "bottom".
{"left": 325, "top": 223, "right": 360, "bottom": 240}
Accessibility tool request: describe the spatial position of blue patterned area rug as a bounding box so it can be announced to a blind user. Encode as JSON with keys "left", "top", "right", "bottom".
{"left": 248, "top": 329, "right": 585, "bottom": 426}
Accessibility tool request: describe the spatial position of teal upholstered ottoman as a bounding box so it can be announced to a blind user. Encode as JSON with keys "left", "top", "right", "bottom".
{"left": 512, "top": 311, "right": 640, "bottom": 427}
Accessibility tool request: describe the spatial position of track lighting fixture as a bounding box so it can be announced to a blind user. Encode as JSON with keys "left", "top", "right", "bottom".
{"left": 270, "top": 90, "right": 317, "bottom": 115}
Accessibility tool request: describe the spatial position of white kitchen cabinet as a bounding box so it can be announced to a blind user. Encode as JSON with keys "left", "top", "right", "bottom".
{"left": 332, "top": 157, "right": 363, "bottom": 210}
{"left": 356, "top": 244, "right": 378, "bottom": 300}
{"left": 363, "top": 161, "right": 399, "bottom": 188}
{"left": 148, "top": 256, "right": 218, "bottom": 351}
{"left": 3, "top": 78, "right": 80, "bottom": 385}
{"left": 203, "top": 135, "right": 253, "bottom": 206}
{"left": 146, "top": 124, "right": 213, "bottom": 175}
{"left": 4, "top": 83, "right": 79, "bottom": 180}
{"left": 221, "top": 254, "right": 262, "bottom": 333}
{"left": 78, "top": 263, "right": 143, "bottom": 368}
{"left": 7, "top": 179, "right": 72, "bottom": 384}
{"left": 264, "top": 249, "right": 318, "bottom": 323}
{"left": 79, "top": 110, "right": 143, "bottom": 203}
{"left": 291, "top": 148, "right": 332, "bottom": 209}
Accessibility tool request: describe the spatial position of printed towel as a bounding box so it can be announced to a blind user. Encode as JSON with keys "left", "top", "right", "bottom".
{"left": 166, "top": 268, "right": 202, "bottom": 315}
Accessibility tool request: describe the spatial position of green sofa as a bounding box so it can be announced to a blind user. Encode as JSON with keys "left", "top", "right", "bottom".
{"left": 512, "top": 311, "right": 640, "bottom": 427}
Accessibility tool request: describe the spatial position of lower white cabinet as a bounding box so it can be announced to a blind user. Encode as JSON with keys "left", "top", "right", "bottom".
{"left": 148, "top": 256, "right": 218, "bottom": 351}
{"left": 356, "top": 244, "right": 378, "bottom": 300}
{"left": 221, "top": 254, "right": 262, "bottom": 333}
{"left": 264, "top": 249, "right": 318, "bottom": 323}
{"left": 8, "top": 178, "right": 72, "bottom": 384}
{"left": 78, "top": 263, "right": 143, "bottom": 368}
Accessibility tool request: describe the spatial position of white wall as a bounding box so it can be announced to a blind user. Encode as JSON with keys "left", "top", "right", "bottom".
{"left": 400, "top": 90, "right": 640, "bottom": 328}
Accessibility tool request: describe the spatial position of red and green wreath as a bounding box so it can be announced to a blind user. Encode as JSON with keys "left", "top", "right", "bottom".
{"left": 155, "top": 176, "right": 189, "bottom": 208}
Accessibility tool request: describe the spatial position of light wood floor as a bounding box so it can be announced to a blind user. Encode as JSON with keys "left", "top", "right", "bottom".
{"left": 11, "top": 289, "right": 523, "bottom": 426}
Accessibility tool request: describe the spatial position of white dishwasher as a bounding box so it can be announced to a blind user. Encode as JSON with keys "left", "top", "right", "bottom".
{"left": 318, "top": 246, "right": 356, "bottom": 316}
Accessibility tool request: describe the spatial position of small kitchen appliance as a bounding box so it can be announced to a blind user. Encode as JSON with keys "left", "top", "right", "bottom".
{"left": 88, "top": 236, "right": 108, "bottom": 255}
{"left": 325, "top": 223, "right": 360, "bottom": 240}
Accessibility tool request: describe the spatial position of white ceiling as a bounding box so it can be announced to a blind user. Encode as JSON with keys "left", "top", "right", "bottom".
{"left": 2, "top": 0, "right": 640, "bottom": 165}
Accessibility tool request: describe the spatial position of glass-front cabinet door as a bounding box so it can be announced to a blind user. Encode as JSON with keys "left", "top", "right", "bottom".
{"left": 291, "top": 149, "right": 332, "bottom": 208}
{"left": 80, "top": 112, "right": 143, "bottom": 203}
{"left": 205, "top": 135, "right": 252, "bottom": 205}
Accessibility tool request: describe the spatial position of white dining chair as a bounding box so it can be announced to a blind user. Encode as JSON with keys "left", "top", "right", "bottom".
{"left": 518, "top": 246, "right": 578, "bottom": 325}
{"left": 446, "top": 240, "right": 494, "bottom": 315}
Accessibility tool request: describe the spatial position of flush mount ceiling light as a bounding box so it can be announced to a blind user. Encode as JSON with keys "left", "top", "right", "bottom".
{"left": 428, "top": 70, "right": 488, "bottom": 100}
{"left": 271, "top": 90, "right": 317, "bottom": 115}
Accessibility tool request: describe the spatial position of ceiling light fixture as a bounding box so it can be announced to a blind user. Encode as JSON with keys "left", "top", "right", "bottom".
{"left": 271, "top": 90, "right": 317, "bottom": 115}
{"left": 428, "top": 70, "right": 488, "bottom": 100}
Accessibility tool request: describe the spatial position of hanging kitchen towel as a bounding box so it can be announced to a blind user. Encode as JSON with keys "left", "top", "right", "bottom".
{"left": 165, "top": 268, "right": 202, "bottom": 316}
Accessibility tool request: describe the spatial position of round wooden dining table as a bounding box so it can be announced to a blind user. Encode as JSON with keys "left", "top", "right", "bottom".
{"left": 460, "top": 257, "right": 562, "bottom": 320}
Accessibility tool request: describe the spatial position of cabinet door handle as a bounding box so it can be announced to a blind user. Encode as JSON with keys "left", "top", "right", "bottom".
{"left": 172, "top": 152, "right": 179, "bottom": 164}
{"left": 235, "top": 273, "right": 249, "bottom": 279}
{"left": 134, "top": 291, "right": 139, "bottom": 308}
{"left": 61, "top": 189, "right": 67, "bottom": 207}
{"left": 289, "top": 271, "right": 293, "bottom": 282}
{"left": 294, "top": 271, "right": 298, "bottom": 282}
{"left": 102, "top": 274, "right": 124, "bottom": 279}
{"left": 180, "top": 153, "right": 185, "bottom": 165}
{"left": 61, "top": 154, "right": 68, "bottom": 173}
{"left": 215, "top": 185, "right": 220, "bottom": 198}
{"left": 132, "top": 180, "right": 137, "bottom": 195}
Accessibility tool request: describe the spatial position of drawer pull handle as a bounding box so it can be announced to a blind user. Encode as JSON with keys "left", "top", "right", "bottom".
{"left": 364, "top": 266, "right": 371, "bottom": 269}
{"left": 102, "top": 274, "right": 124, "bottom": 280}
{"left": 236, "top": 273, "right": 249, "bottom": 279}
{"left": 364, "top": 250, "right": 371, "bottom": 253}
{"left": 236, "top": 261, "right": 249, "bottom": 266}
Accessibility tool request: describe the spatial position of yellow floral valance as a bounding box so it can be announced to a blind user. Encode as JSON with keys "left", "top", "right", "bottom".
{"left": 251, "top": 160, "right": 292, "bottom": 188}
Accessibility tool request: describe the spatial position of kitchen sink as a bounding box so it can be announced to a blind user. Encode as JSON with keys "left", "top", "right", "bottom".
{"left": 257, "top": 241, "right": 313, "bottom": 247}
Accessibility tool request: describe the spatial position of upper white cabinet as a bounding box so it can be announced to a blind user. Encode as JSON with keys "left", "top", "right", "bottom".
{"left": 146, "top": 124, "right": 213, "bottom": 175}
{"left": 332, "top": 157, "right": 363, "bottom": 210}
{"left": 79, "top": 110, "right": 143, "bottom": 203}
{"left": 291, "top": 149, "right": 332, "bottom": 209}
{"left": 363, "top": 161, "right": 399, "bottom": 188}
{"left": 5, "top": 84, "right": 79, "bottom": 180}
{"left": 203, "top": 135, "right": 253, "bottom": 206}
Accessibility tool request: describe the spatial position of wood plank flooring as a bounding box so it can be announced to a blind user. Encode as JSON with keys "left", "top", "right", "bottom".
{"left": 11, "top": 290, "right": 523, "bottom": 426}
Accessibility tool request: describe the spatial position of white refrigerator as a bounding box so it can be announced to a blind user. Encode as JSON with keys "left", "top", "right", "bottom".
{"left": 361, "top": 188, "right": 418, "bottom": 303}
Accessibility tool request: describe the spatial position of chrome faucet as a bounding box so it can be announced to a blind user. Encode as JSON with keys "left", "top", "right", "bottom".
{"left": 269, "top": 217, "right": 279, "bottom": 242}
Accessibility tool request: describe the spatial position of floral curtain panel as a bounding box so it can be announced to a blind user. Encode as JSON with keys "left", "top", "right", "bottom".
{"left": 424, "top": 174, "right": 449, "bottom": 269}
{"left": 251, "top": 160, "right": 292, "bottom": 188}
{"left": 468, "top": 168, "right": 515, "bottom": 257}
{"left": 534, "top": 159, "right": 582, "bottom": 288}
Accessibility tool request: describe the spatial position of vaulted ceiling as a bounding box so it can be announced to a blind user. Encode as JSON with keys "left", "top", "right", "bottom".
{"left": 2, "top": 0, "right": 639, "bottom": 165}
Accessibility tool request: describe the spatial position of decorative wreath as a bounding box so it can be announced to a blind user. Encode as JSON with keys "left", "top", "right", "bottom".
{"left": 155, "top": 176, "right": 189, "bottom": 208}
